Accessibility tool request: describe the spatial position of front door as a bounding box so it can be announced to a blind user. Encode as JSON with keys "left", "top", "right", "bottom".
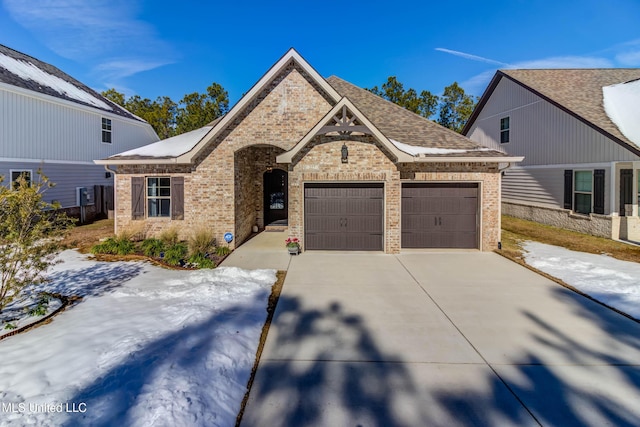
{"left": 620, "top": 169, "right": 633, "bottom": 216}
{"left": 264, "top": 169, "right": 288, "bottom": 226}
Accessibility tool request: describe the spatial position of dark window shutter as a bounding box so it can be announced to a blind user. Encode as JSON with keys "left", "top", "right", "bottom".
{"left": 593, "top": 169, "right": 605, "bottom": 215}
{"left": 171, "top": 176, "right": 184, "bottom": 220}
{"left": 131, "top": 177, "right": 145, "bottom": 220}
{"left": 564, "top": 170, "right": 573, "bottom": 210}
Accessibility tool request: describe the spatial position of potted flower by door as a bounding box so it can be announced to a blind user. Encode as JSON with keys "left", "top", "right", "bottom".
{"left": 285, "top": 237, "right": 301, "bottom": 255}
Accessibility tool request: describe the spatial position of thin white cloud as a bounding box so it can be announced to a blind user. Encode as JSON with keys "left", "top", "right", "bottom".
{"left": 616, "top": 51, "right": 640, "bottom": 66}
{"left": 437, "top": 47, "right": 619, "bottom": 96}
{"left": 435, "top": 48, "right": 510, "bottom": 67}
{"left": 2, "top": 0, "right": 175, "bottom": 81}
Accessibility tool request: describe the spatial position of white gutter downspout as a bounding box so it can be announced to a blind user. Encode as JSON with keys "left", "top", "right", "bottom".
{"left": 103, "top": 165, "right": 119, "bottom": 236}
{"left": 497, "top": 162, "right": 516, "bottom": 251}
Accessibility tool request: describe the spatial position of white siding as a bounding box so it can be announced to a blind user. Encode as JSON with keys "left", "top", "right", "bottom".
{"left": 0, "top": 85, "right": 158, "bottom": 163}
{"left": 0, "top": 160, "right": 113, "bottom": 208}
{"left": 467, "top": 78, "right": 640, "bottom": 166}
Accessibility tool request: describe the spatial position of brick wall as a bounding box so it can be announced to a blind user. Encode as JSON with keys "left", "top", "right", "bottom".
{"left": 114, "top": 65, "right": 332, "bottom": 248}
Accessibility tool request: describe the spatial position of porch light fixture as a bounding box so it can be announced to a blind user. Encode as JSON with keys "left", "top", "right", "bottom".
{"left": 266, "top": 166, "right": 273, "bottom": 173}
{"left": 341, "top": 143, "right": 348, "bottom": 163}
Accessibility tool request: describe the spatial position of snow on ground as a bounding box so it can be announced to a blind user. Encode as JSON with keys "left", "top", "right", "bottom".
{"left": 522, "top": 241, "right": 640, "bottom": 320}
{"left": 0, "top": 250, "right": 275, "bottom": 427}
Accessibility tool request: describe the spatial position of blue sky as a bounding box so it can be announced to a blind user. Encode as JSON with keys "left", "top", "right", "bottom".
{"left": 2, "top": 0, "right": 640, "bottom": 105}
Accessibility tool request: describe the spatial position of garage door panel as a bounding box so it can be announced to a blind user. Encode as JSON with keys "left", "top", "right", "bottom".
{"left": 345, "top": 198, "right": 383, "bottom": 215}
{"left": 305, "top": 198, "right": 343, "bottom": 215}
{"left": 305, "top": 216, "right": 343, "bottom": 233}
{"left": 305, "top": 184, "right": 384, "bottom": 251}
{"left": 401, "top": 183, "right": 478, "bottom": 249}
{"left": 344, "top": 215, "right": 383, "bottom": 233}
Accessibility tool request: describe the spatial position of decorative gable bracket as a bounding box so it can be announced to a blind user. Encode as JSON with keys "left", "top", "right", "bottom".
{"left": 318, "top": 105, "right": 372, "bottom": 136}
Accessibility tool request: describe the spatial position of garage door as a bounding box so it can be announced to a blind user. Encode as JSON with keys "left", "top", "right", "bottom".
{"left": 305, "top": 183, "right": 384, "bottom": 250}
{"left": 402, "top": 183, "right": 478, "bottom": 249}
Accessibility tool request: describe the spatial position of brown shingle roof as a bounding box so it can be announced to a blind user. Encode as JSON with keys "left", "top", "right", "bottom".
{"left": 499, "top": 69, "right": 640, "bottom": 151}
{"left": 326, "top": 76, "right": 508, "bottom": 158}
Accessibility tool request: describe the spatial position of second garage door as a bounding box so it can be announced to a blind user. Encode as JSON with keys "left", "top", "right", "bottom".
{"left": 305, "top": 183, "right": 384, "bottom": 251}
{"left": 402, "top": 183, "right": 479, "bottom": 249}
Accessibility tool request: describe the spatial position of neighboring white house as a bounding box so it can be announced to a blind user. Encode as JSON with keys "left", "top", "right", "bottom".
{"left": 464, "top": 68, "right": 640, "bottom": 242}
{"left": 0, "top": 44, "right": 159, "bottom": 219}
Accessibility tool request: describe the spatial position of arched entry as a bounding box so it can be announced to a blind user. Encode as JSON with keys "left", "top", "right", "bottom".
{"left": 264, "top": 169, "right": 288, "bottom": 226}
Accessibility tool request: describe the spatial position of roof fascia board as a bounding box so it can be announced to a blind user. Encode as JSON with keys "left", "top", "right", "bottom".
{"left": 498, "top": 72, "right": 640, "bottom": 157}
{"left": 176, "top": 48, "right": 342, "bottom": 164}
{"left": 94, "top": 158, "right": 178, "bottom": 165}
{"left": 276, "top": 97, "right": 414, "bottom": 163}
{"left": 407, "top": 156, "right": 524, "bottom": 163}
{"left": 462, "top": 72, "right": 503, "bottom": 135}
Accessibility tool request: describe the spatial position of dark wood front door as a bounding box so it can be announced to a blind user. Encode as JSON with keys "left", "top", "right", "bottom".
{"left": 304, "top": 183, "right": 384, "bottom": 250}
{"left": 620, "top": 169, "right": 633, "bottom": 216}
{"left": 264, "top": 169, "right": 288, "bottom": 225}
{"left": 402, "top": 183, "right": 478, "bottom": 249}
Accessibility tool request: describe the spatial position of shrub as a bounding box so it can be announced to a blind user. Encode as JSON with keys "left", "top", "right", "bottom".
{"left": 91, "top": 237, "right": 119, "bottom": 254}
{"left": 140, "top": 238, "right": 166, "bottom": 257}
{"left": 0, "top": 172, "right": 73, "bottom": 313}
{"left": 119, "top": 223, "right": 147, "bottom": 242}
{"left": 188, "top": 228, "right": 216, "bottom": 256}
{"left": 164, "top": 243, "right": 188, "bottom": 266}
{"left": 187, "top": 252, "right": 216, "bottom": 269}
{"left": 159, "top": 227, "right": 180, "bottom": 246}
{"left": 215, "top": 245, "right": 231, "bottom": 257}
{"left": 91, "top": 236, "right": 135, "bottom": 255}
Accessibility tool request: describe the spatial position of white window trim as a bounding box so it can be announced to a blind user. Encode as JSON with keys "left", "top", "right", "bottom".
{"left": 500, "top": 116, "right": 510, "bottom": 144}
{"left": 146, "top": 177, "right": 171, "bottom": 218}
{"left": 101, "top": 117, "right": 112, "bottom": 144}
{"left": 9, "top": 169, "right": 33, "bottom": 190}
{"left": 574, "top": 169, "right": 593, "bottom": 215}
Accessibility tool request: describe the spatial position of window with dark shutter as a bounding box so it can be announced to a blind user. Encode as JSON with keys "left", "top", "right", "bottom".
{"left": 131, "top": 177, "right": 145, "bottom": 220}
{"left": 171, "top": 177, "right": 184, "bottom": 220}
{"left": 564, "top": 170, "right": 573, "bottom": 210}
{"left": 593, "top": 169, "right": 605, "bottom": 215}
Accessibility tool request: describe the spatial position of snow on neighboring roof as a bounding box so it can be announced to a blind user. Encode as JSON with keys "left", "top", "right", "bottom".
{"left": 603, "top": 79, "right": 640, "bottom": 146}
{"left": 112, "top": 126, "right": 213, "bottom": 158}
{"left": 0, "top": 52, "right": 113, "bottom": 111}
{"left": 389, "top": 138, "right": 493, "bottom": 156}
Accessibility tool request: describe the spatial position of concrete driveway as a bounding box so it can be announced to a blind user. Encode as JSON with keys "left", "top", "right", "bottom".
{"left": 240, "top": 251, "right": 640, "bottom": 427}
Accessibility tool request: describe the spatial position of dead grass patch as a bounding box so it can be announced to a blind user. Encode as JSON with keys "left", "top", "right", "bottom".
{"left": 61, "top": 219, "right": 114, "bottom": 253}
{"left": 501, "top": 215, "right": 640, "bottom": 264}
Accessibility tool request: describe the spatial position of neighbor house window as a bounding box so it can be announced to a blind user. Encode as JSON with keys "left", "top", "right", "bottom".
{"left": 10, "top": 170, "right": 32, "bottom": 190}
{"left": 147, "top": 177, "right": 171, "bottom": 217}
{"left": 500, "top": 117, "right": 510, "bottom": 143}
{"left": 102, "top": 118, "right": 112, "bottom": 143}
{"left": 574, "top": 171, "right": 593, "bottom": 214}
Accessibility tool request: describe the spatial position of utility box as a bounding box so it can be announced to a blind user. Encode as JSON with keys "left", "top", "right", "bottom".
{"left": 76, "top": 187, "right": 91, "bottom": 206}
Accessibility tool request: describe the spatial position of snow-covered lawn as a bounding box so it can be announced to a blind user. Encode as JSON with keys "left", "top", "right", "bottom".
{"left": 0, "top": 250, "right": 275, "bottom": 426}
{"left": 522, "top": 241, "right": 640, "bottom": 320}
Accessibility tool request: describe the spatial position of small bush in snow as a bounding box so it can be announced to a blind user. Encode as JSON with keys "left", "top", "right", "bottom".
{"left": 188, "top": 228, "right": 216, "bottom": 256}
{"left": 91, "top": 236, "right": 136, "bottom": 255}
{"left": 140, "top": 238, "right": 166, "bottom": 257}
{"left": 215, "top": 245, "right": 231, "bottom": 257}
{"left": 159, "top": 227, "right": 180, "bottom": 246}
{"left": 0, "top": 172, "right": 73, "bottom": 313}
{"left": 187, "top": 252, "right": 215, "bottom": 269}
{"left": 164, "top": 243, "right": 188, "bottom": 266}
